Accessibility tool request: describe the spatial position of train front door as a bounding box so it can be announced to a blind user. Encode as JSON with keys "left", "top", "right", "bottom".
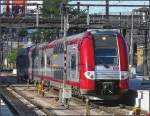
{"left": 67, "top": 45, "right": 79, "bottom": 82}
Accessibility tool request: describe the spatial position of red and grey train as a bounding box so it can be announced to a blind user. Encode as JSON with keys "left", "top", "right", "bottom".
{"left": 18, "top": 30, "right": 129, "bottom": 99}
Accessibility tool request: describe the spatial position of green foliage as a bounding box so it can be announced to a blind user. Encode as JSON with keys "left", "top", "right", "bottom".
{"left": 42, "top": 0, "right": 87, "bottom": 17}
{"left": 69, "top": 7, "right": 87, "bottom": 17}
{"left": 42, "top": 0, "right": 62, "bottom": 16}
{"left": 18, "top": 29, "right": 28, "bottom": 37}
{"left": 7, "top": 45, "right": 23, "bottom": 65}
{"left": 30, "top": 29, "right": 54, "bottom": 43}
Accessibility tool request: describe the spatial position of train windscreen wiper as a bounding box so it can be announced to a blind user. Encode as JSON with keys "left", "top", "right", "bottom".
{"left": 99, "top": 59, "right": 109, "bottom": 68}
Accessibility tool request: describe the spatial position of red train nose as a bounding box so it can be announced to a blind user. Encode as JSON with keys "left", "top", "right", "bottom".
{"left": 119, "top": 79, "right": 128, "bottom": 90}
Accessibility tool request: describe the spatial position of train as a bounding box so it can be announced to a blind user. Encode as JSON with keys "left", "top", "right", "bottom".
{"left": 17, "top": 30, "right": 129, "bottom": 100}
{"left": 16, "top": 48, "right": 29, "bottom": 81}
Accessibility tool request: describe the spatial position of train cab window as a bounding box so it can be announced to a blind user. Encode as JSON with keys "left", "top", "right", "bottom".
{"left": 71, "top": 54, "right": 76, "bottom": 70}
{"left": 94, "top": 34, "right": 118, "bottom": 65}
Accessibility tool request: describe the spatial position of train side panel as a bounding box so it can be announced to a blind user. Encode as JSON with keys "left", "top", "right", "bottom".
{"left": 117, "top": 33, "right": 129, "bottom": 90}
{"left": 79, "top": 33, "right": 96, "bottom": 94}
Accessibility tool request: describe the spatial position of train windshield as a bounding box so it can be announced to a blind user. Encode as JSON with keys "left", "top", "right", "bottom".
{"left": 94, "top": 34, "right": 118, "bottom": 65}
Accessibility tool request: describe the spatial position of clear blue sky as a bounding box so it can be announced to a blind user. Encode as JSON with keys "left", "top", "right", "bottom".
{"left": 69, "top": 1, "right": 149, "bottom": 14}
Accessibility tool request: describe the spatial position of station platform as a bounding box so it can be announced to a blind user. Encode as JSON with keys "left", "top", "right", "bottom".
{"left": 129, "top": 76, "right": 150, "bottom": 112}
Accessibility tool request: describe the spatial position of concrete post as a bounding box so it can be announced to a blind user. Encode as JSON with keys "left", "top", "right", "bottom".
{"left": 86, "top": 98, "right": 90, "bottom": 116}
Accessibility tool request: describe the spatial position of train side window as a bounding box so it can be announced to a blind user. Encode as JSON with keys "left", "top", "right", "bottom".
{"left": 41, "top": 54, "right": 44, "bottom": 68}
{"left": 53, "top": 44, "right": 57, "bottom": 54}
{"left": 60, "top": 43, "right": 64, "bottom": 53}
{"left": 71, "top": 54, "right": 76, "bottom": 70}
{"left": 53, "top": 43, "right": 64, "bottom": 54}
{"left": 47, "top": 56, "right": 51, "bottom": 67}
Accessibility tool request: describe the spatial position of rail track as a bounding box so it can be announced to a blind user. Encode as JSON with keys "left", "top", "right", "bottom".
{"left": 11, "top": 85, "right": 146, "bottom": 115}
{"left": 0, "top": 74, "right": 147, "bottom": 115}
{"left": 0, "top": 74, "right": 53, "bottom": 116}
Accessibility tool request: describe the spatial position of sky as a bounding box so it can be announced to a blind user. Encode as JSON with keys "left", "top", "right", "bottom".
{"left": 69, "top": 1, "right": 149, "bottom": 14}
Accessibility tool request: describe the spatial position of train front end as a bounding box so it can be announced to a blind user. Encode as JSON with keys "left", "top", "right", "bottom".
{"left": 80, "top": 30, "right": 129, "bottom": 100}
{"left": 93, "top": 31, "right": 129, "bottom": 99}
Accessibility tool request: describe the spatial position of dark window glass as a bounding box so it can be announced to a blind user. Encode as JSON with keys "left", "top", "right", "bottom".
{"left": 47, "top": 56, "right": 51, "bottom": 67}
{"left": 94, "top": 34, "right": 118, "bottom": 65}
{"left": 41, "top": 54, "right": 44, "bottom": 68}
{"left": 71, "top": 54, "right": 76, "bottom": 70}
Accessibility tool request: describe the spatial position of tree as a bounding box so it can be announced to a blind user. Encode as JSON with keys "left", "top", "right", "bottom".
{"left": 42, "top": 0, "right": 62, "bottom": 16}
{"left": 18, "top": 29, "right": 28, "bottom": 37}
{"left": 7, "top": 45, "right": 23, "bottom": 68}
{"left": 30, "top": 29, "right": 55, "bottom": 43}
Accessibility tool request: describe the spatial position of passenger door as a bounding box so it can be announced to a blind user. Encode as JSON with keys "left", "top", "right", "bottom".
{"left": 67, "top": 45, "right": 79, "bottom": 82}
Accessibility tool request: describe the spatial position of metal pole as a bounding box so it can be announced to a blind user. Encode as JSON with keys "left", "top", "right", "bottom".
{"left": 148, "top": 0, "right": 150, "bottom": 109}
{"left": 36, "top": 4, "right": 39, "bottom": 44}
{"left": 63, "top": 11, "right": 67, "bottom": 37}
{"left": 148, "top": 0, "right": 150, "bottom": 76}
{"left": 6, "top": 0, "right": 10, "bottom": 16}
{"left": 144, "top": 29, "right": 148, "bottom": 76}
{"left": 63, "top": 2, "right": 68, "bottom": 105}
{"left": 36, "top": 4, "right": 39, "bottom": 28}
{"left": 130, "top": 10, "right": 134, "bottom": 68}
{"left": 11, "top": 29, "right": 13, "bottom": 52}
{"left": 59, "top": 1, "right": 69, "bottom": 106}
{"left": 17, "top": 29, "right": 19, "bottom": 48}
{"left": 77, "top": 2, "right": 80, "bottom": 18}
{"left": 120, "top": 12, "right": 122, "bottom": 32}
{"left": 86, "top": 98, "right": 90, "bottom": 115}
{"left": 106, "top": 0, "right": 109, "bottom": 18}
{"left": 0, "top": 15, "right": 1, "bottom": 67}
{"left": 60, "top": 8, "right": 63, "bottom": 37}
{"left": 6, "top": 33, "right": 8, "bottom": 68}
{"left": 0, "top": 0, "right": 1, "bottom": 16}
{"left": 87, "top": 5, "right": 90, "bottom": 26}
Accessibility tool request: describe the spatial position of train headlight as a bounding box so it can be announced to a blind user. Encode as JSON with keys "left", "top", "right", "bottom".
{"left": 84, "top": 71, "right": 95, "bottom": 80}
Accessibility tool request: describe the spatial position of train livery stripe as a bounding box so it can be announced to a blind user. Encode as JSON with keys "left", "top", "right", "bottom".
{"left": 43, "top": 76, "right": 80, "bottom": 86}
{"left": 29, "top": 73, "right": 80, "bottom": 86}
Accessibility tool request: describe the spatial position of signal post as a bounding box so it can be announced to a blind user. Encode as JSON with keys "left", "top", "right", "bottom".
{"left": 59, "top": 0, "right": 72, "bottom": 108}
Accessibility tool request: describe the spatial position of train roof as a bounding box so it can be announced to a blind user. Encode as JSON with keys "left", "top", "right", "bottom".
{"left": 29, "top": 30, "right": 120, "bottom": 50}
{"left": 87, "top": 29, "right": 119, "bottom": 35}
